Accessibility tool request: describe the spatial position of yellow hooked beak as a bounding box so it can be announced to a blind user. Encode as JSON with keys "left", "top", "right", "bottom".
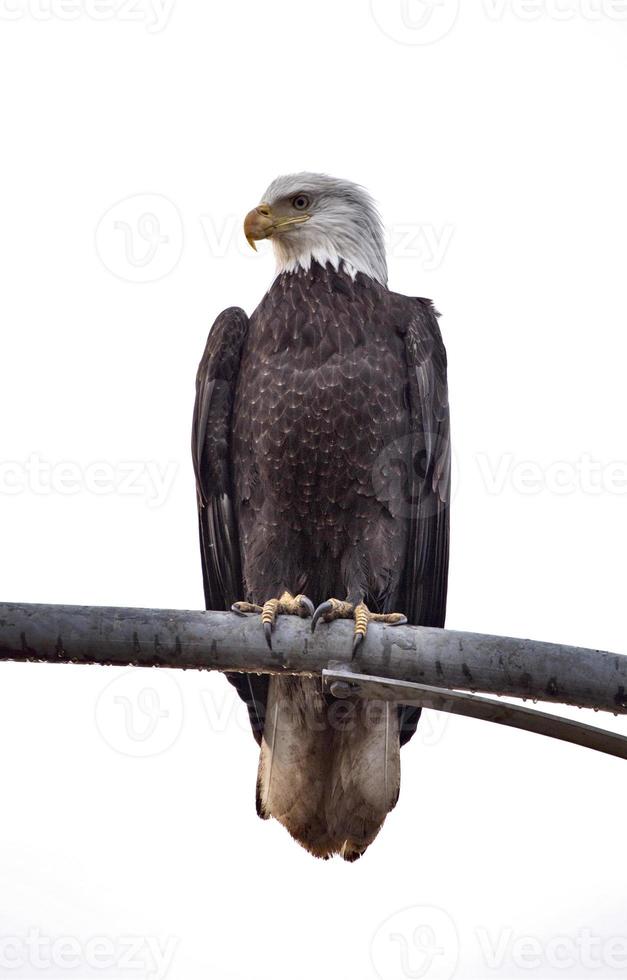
{"left": 244, "top": 203, "right": 310, "bottom": 251}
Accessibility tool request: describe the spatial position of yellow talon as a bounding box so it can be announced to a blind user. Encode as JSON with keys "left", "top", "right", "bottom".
{"left": 232, "top": 590, "right": 315, "bottom": 650}
{"left": 354, "top": 602, "right": 369, "bottom": 639}
{"left": 262, "top": 598, "right": 280, "bottom": 626}
{"left": 232, "top": 592, "right": 314, "bottom": 649}
{"left": 312, "top": 597, "right": 407, "bottom": 654}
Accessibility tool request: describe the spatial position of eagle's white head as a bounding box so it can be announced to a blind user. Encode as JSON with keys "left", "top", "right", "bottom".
{"left": 244, "top": 172, "right": 388, "bottom": 286}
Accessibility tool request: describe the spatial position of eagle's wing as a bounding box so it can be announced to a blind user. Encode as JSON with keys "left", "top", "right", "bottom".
{"left": 396, "top": 299, "right": 451, "bottom": 744}
{"left": 192, "top": 307, "right": 268, "bottom": 741}
{"left": 399, "top": 297, "right": 451, "bottom": 627}
{"left": 192, "top": 307, "right": 248, "bottom": 609}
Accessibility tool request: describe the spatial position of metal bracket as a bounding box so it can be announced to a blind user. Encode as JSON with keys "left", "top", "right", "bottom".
{"left": 322, "top": 669, "right": 627, "bottom": 761}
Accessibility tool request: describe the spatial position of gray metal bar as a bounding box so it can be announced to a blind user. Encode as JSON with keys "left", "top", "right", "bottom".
{"left": 1, "top": 601, "right": 627, "bottom": 715}
{"left": 322, "top": 670, "right": 627, "bottom": 761}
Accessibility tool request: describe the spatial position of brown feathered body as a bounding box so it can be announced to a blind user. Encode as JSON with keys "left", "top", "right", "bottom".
{"left": 192, "top": 261, "right": 449, "bottom": 860}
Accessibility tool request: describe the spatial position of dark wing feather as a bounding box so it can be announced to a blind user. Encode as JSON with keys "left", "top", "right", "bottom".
{"left": 192, "top": 307, "right": 268, "bottom": 742}
{"left": 192, "top": 307, "right": 248, "bottom": 609}
{"left": 397, "top": 298, "right": 451, "bottom": 745}
{"left": 399, "top": 297, "right": 450, "bottom": 627}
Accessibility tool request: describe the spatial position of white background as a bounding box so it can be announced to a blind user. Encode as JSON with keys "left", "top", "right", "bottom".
{"left": 1, "top": 1, "right": 627, "bottom": 978}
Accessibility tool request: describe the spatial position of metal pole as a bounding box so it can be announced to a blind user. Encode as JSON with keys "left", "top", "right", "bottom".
{"left": 1, "top": 601, "right": 626, "bottom": 715}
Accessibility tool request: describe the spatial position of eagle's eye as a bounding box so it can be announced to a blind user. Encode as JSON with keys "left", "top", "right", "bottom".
{"left": 292, "top": 194, "right": 310, "bottom": 211}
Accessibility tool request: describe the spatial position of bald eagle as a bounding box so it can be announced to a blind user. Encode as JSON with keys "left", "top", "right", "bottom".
{"left": 192, "top": 173, "right": 450, "bottom": 861}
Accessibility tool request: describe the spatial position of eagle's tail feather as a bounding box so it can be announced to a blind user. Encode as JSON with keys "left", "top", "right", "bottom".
{"left": 256, "top": 675, "right": 400, "bottom": 860}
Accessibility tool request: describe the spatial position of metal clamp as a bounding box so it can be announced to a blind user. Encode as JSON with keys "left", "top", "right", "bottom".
{"left": 322, "top": 669, "right": 627, "bottom": 761}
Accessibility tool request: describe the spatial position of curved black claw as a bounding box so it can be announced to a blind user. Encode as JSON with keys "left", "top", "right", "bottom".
{"left": 311, "top": 600, "right": 334, "bottom": 633}
{"left": 231, "top": 603, "right": 248, "bottom": 618}
{"left": 392, "top": 615, "right": 408, "bottom": 627}
{"left": 299, "top": 595, "right": 315, "bottom": 619}
{"left": 264, "top": 621, "right": 274, "bottom": 650}
{"left": 352, "top": 632, "right": 364, "bottom": 655}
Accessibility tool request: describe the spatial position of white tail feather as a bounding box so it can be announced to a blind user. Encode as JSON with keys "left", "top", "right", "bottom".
{"left": 257, "top": 675, "right": 400, "bottom": 860}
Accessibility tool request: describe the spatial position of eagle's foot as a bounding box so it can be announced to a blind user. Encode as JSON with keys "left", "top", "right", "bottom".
{"left": 311, "top": 599, "right": 407, "bottom": 654}
{"left": 233, "top": 591, "right": 314, "bottom": 650}
{"left": 353, "top": 604, "right": 407, "bottom": 653}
